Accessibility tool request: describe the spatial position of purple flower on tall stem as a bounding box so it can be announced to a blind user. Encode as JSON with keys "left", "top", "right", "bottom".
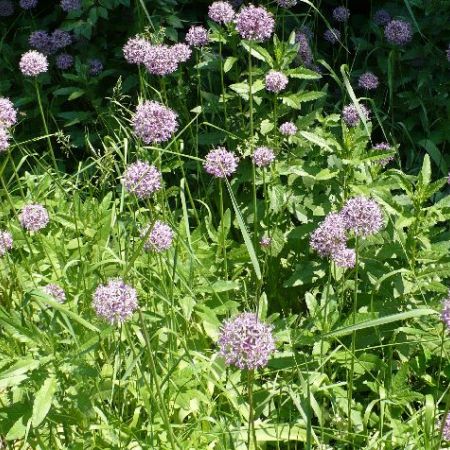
{"left": 441, "top": 411, "right": 450, "bottom": 441}
{"left": 19, "top": 204, "right": 49, "bottom": 232}
{"left": 0, "top": 98, "right": 17, "bottom": 127}
{"left": 143, "top": 45, "right": 178, "bottom": 75}
{"left": 373, "top": 142, "right": 395, "bottom": 167}
{"left": 340, "top": 196, "right": 383, "bottom": 237}
{"left": 373, "top": 9, "right": 391, "bottom": 26}
{"left": 43, "top": 284, "right": 66, "bottom": 303}
{"left": 279, "top": 122, "right": 297, "bottom": 136}
{"left": 235, "top": 5, "right": 275, "bottom": 42}
{"left": 208, "top": 1, "right": 235, "bottom": 24}
{"left": 0, "top": 127, "right": 10, "bottom": 152}
{"left": 384, "top": 20, "right": 412, "bottom": 46}
{"left": 265, "top": 70, "right": 288, "bottom": 93}
{"left": 332, "top": 6, "right": 350, "bottom": 23}
{"left": 88, "top": 58, "right": 103, "bottom": 75}
{"left": 29, "top": 31, "right": 53, "bottom": 55}
{"left": 20, "top": 51, "right": 48, "bottom": 76}
{"left": 342, "top": 103, "right": 370, "bottom": 127}
{"left": 331, "top": 247, "right": 356, "bottom": 269}
{"left": 310, "top": 212, "right": 347, "bottom": 258}
{"left": 123, "top": 36, "right": 152, "bottom": 65}
{"left": 185, "top": 26, "right": 209, "bottom": 47}
{"left": 253, "top": 146, "right": 275, "bottom": 167}
{"left": 324, "top": 28, "right": 341, "bottom": 44}
{"left": 295, "top": 32, "right": 313, "bottom": 66}
{"left": 123, "top": 161, "right": 162, "bottom": 199}
{"left": 0, "top": 231, "right": 13, "bottom": 256}
{"left": 172, "top": 43, "right": 192, "bottom": 63}
{"left": 141, "top": 221, "right": 174, "bottom": 253}
{"left": 56, "top": 53, "right": 74, "bottom": 70}
{"left": 358, "top": 72, "right": 379, "bottom": 90}
{"left": 204, "top": 147, "right": 239, "bottom": 178}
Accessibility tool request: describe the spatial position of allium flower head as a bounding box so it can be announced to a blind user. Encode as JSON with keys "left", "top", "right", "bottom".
{"left": 143, "top": 44, "right": 178, "bottom": 75}
{"left": 235, "top": 5, "right": 275, "bottom": 42}
{"left": 172, "top": 43, "right": 192, "bottom": 63}
{"left": 123, "top": 161, "right": 162, "bottom": 199}
{"left": 141, "top": 221, "right": 173, "bottom": 252}
{"left": 441, "top": 411, "right": 450, "bottom": 441}
{"left": 185, "top": 26, "right": 209, "bottom": 47}
{"left": 29, "top": 31, "right": 53, "bottom": 54}
{"left": 373, "top": 142, "right": 394, "bottom": 167}
{"left": 277, "top": 0, "right": 297, "bottom": 7}
{"left": 0, "top": 127, "right": 10, "bottom": 152}
{"left": 208, "top": 1, "right": 235, "bottom": 24}
{"left": 253, "top": 146, "right": 275, "bottom": 167}
{"left": 123, "top": 36, "right": 151, "bottom": 64}
{"left": 373, "top": 9, "right": 391, "bottom": 26}
{"left": 0, "top": 98, "right": 17, "bottom": 127}
{"left": 384, "top": 19, "right": 412, "bottom": 46}
{"left": 132, "top": 100, "right": 178, "bottom": 144}
{"left": 279, "top": 121, "right": 297, "bottom": 136}
{"left": 310, "top": 212, "right": 347, "bottom": 258}
{"left": 88, "top": 58, "right": 103, "bottom": 75}
{"left": 265, "top": 70, "right": 288, "bottom": 93}
{"left": 60, "top": 0, "right": 81, "bottom": 12}
{"left": 260, "top": 236, "right": 272, "bottom": 248}
{"left": 295, "top": 32, "right": 313, "bottom": 66}
{"left": 204, "top": 147, "right": 239, "bottom": 178}
{"left": 324, "top": 28, "right": 341, "bottom": 44}
{"left": 56, "top": 53, "right": 74, "bottom": 70}
{"left": 19, "top": 51, "right": 48, "bottom": 76}
{"left": 0, "top": 231, "right": 13, "bottom": 256}
{"left": 19, "top": 204, "right": 49, "bottom": 232}
{"left": 93, "top": 279, "right": 138, "bottom": 324}
{"left": 51, "top": 29, "right": 72, "bottom": 50}
{"left": 332, "top": 6, "right": 350, "bottom": 22}
{"left": 43, "top": 284, "right": 66, "bottom": 303}
{"left": 342, "top": 103, "right": 370, "bottom": 127}
{"left": 20, "top": 0, "right": 38, "bottom": 9}
{"left": 0, "top": 0, "right": 13, "bottom": 16}
{"left": 340, "top": 196, "right": 383, "bottom": 236}
{"left": 218, "top": 312, "right": 275, "bottom": 370}
{"left": 358, "top": 72, "right": 379, "bottom": 90}
{"left": 331, "top": 247, "right": 356, "bottom": 269}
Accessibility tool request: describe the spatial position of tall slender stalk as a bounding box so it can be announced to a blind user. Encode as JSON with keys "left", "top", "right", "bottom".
{"left": 218, "top": 180, "right": 228, "bottom": 279}
{"left": 247, "top": 369, "right": 257, "bottom": 450}
{"left": 219, "top": 40, "right": 228, "bottom": 127}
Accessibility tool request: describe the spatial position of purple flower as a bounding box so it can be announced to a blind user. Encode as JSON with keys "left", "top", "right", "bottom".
{"left": 143, "top": 45, "right": 178, "bottom": 75}
{"left": 331, "top": 247, "right": 356, "bottom": 269}
{"left": 0, "top": 98, "right": 17, "bottom": 127}
{"left": 56, "top": 53, "right": 74, "bottom": 70}
{"left": 132, "top": 100, "right": 178, "bottom": 145}
{"left": 384, "top": 19, "right": 412, "bottom": 46}
{"left": 123, "top": 36, "right": 152, "bottom": 65}
{"left": 373, "top": 142, "right": 394, "bottom": 167}
{"left": 235, "top": 5, "right": 275, "bottom": 42}
{"left": 253, "top": 146, "right": 275, "bottom": 167}
{"left": 0, "top": 231, "right": 13, "bottom": 256}
{"left": 0, "top": 0, "right": 13, "bottom": 16}
{"left": 172, "top": 43, "right": 192, "bottom": 63}
{"left": 358, "top": 72, "right": 379, "bottom": 90}
{"left": 19, "top": 204, "right": 49, "bottom": 232}
{"left": 43, "top": 284, "right": 66, "bottom": 303}
{"left": 20, "top": 0, "right": 38, "bottom": 9}
{"left": 441, "top": 411, "right": 450, "bottom": 441}
{"left": 141, "top": 220, "right": 174, "bottom": 252}
{"left": 204, "top": 147, "right": 239, "bottom": 178}
{"left": 332, "top": 6, "right": 350, "bottom": 23}
{"left": 446, "top": 44, "right": 450, "bottom": 62}
{"left": 218, "top": 312, "right": 275, "bottom": 370}
{"left": 342, "top": 103, "right": 370, "bottom": 127}
{"left": 93, "top": 279, "right": 138, "bottom": 324}
{"left": 29, "top": 31, "right": 54, "bottom": 55}
{"left": 0, "top": 127, "right": 10, "bottom": 152}
{"left": 208, "top": 1, "right": 235, "bottom": 24}
{"left": 60, "top": 0, "right": 81, "bottom": 12}
{"left": 185, "top": 26, "right": 209, "bottom": 47}
{"left": 340, "top": 196, "right": 383, "bottom": 237}
{"left": 279, "top": 121, "right": 297, "bottom": 136}
{"left": 277, "top": 0, "right": 297, "bottom": 7}
{"left": 260, "top": 236, "right": 272, "bottom": 248}
{"left": 295, "top": 32, "right": 313, "bottom": 66}
{"left": 88, "top": 58, "right": 103, "bottom": 75}
{"left": 265, "top": 70, "right": 288, "bottom": 93}
{"left": 373, "top": 9, "right": 391, "bottom": 26}
{"left": 51, "top": 29, "right": 72, "bottom": 50}
{"left": 123, "top": 161, "right": 162, "bottom": 199}
{"left": 310, "top": 212, "right": 347, "bottom": 258}
{"left": 324, "top": 28, "right": 341, "bottom": 44}
{"left": 19, "top": 51, "right": 48, "bottom": 76}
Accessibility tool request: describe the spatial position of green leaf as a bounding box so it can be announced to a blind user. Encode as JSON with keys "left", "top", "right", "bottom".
{"left": 241, "top": 42, "right": 274, "bottom": 66}
{"left": 32, "top": 376, "right": 57, "bottom": 427}
{"left": 282, "top": 91, "right": 325, "bottom": 109}
{"left": 223, "top": 57, "right": 237, "bottom": 73}
{"left": 286, "top": 67, "right": 321, "bottom": 80}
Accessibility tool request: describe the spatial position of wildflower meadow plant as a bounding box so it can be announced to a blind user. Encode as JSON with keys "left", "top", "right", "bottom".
{"left": 204, "top": 147, "right": 239, "bottom": 178}
{"left": 265, "top": 70, "right": 288, "bottom": 93}
{"left": 141, "top": 221, "right": 173, "bottom": 253}
{"left": 0, "top": 231, "right": 13, "bottom": 256}
{"left": 340, "top": 197, "right": 383, "bottom": 237}
{"left": 342, "top": 103, "right": 370, "bottom": 127}
{"left": 208, "top": 1, "right": 235, "bottom": 24}
{"left": 123, "top": 161, "right": 162, "bottom": 199}
{"left": 43, "top": 284, "right": 66, "bottom": 303}
{"left": 19, "top": 51, "right": 48, "bottom": 76}
{"left": 252, "top": 146, "right": 275, "bottom": 167}
{"left": 19, "top": 204, "right": 49, "bottom": 232}
{"left": 384, "top": 19, "right": 413, "bottom": 46}
{"left": 279, "top": 121, "right": 297, "bottom": 136}
{"left": 235, "top": 5, "right": 275, "bottom": 42}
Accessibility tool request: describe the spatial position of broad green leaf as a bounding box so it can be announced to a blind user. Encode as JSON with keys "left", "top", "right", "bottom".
{"left": 32, "top": 376, "right": 57, "bottom": 427}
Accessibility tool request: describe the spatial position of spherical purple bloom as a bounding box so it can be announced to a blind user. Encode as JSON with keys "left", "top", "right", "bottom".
{"left": 260, "top": 236, "right": 272, "bottom": 248}
{"left": 141, "top": 220, "right": 174, "bottom": 252}
{"left": 340, "top": 196, "right": 383, "bottom": 237}
{"left": 20, "top": 0, "right": 38, "bottom": 9}
{"left": 446, "top": 44, "right": 450, "bottom": 62}
{"left": 88, "top": 58, "right": 103, "bottom": 75}
{"left": 0, "top": 98, "right": 17, "bottom": 127}
{"left": 19, "top": 204, "right": 49, "bottom": 232}
{"left": 373, "top": 9, "right": 391, "bottom": 26}
{"left": 51, "top": 29, "right": 72, "bottom": 50}
{"left": 132, "top": 100, "right": 178, "bottom": 145}
{"left": 235, "top": 5, "right": 275, "bottom": 42}
{"left": 295, "top": 32, "right": 313, "bottom": 66}
{"left": 279, "top": 121, "right": 297, "bottom": 136}
{"left": 277, "top": 0, "right": 297, "bottom": 7}
{"left": 93, "top": 279, "right": 138, "bottom": 324}
{"left": 265, "top": 70, "right": 288, "bottom": 93}
{"left": 218, "top": 312, "right": 275, "bottom": 370}
{"left": 310, "top": 212, "right": 347, "bottom": 258}
{"left": 208, "top": 1, "right": 235, "bottom": 24}
{"left": 441, "top": 411, "right": 450, "bottom": 441}
{"left": 253, "top": 146, "right": 275, "bottom": 167}
{"left": 172, "top": 43, "right": 192, "bottom": 63}
{"left": 0, "top": 231, "right": 13, "bottom": 256}
{"left": 19, "top": 51, "right": 48, "bottom": 76}
{"left": 0, "top": 127, "right": 10, "bottom": 152}
{"left": 204, "top": 147, "right": 239, "bottom": 178}
{"left": 29, "top": 31, "right": 53, "bottom": 55}
{"left": 373, "top": 142, "right": 394, "bottom": 167}
{"left": 332, "top": 6, "right": 350, "bottom": 23}
{"left": 123, "top": 161, "right": 162, "bottom": 199}
{"left": 143, "top": 44, "right": 178, "bottom": 75}
{"left": 384, "top": 19, "right": 412, "bottom": 46}
{"left": 342, "top": 103, "right": 370, "bottom": 127}
{"left": 441, "top": 292, "right": 450, "bottom": 331}
{"left": 0, "top": 0, "right": 13, "bottom": 16}
{"left": 56, "top": 53, "right": 74, "bottom": 70}
{"left": 60, "top": 0, "right": 81, "bottom": 12}
{"left": 123, "top": 36, "right": 152, "bottom": 65}
{"left": 43, "top": 284, "right": 66, "bottom": 303}
{"left": 331, "top": 247, "right": 356, "bottom": 269}
{"left": 324, "top": 28, "right": 341, "bottom": 44}
{"left": 185, "top": 25, "right": 209, "bottom": 47}
{"left": 358, "top": 72, "right": 379, "bottom": 90}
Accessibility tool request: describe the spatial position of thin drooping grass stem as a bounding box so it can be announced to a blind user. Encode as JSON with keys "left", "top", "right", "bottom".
{"left": 247, "top": 369, "right": 257, "bottom": 450}
{"left": 218, "top": 180, "right": 228, "bottom": 279}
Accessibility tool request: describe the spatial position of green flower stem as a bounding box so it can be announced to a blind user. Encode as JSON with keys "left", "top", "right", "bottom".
{"left": 219, "top": 180, "right": 228, "bottom": 279}
{"left": 247, "top": 369, "right": 257, "bottom": 450}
